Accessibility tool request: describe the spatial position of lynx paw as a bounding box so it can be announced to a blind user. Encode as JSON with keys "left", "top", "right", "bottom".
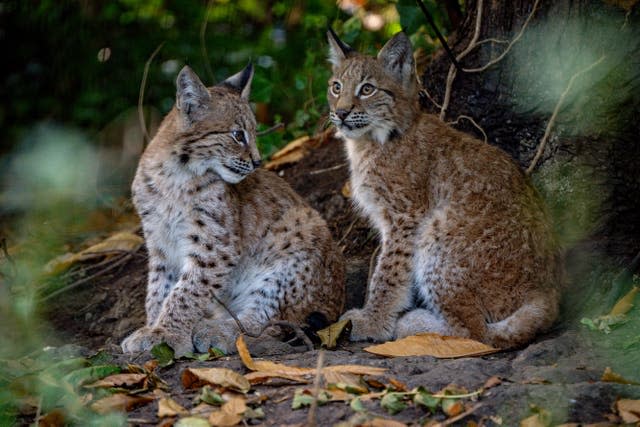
{"left": 192, "top": 320, "right": 239, "bottom": 354}
{"left": 121, "top": 326, "right": 193, "bottom": 357}
{"left": 340, "top": 308, "right": 395, "bottom": 342}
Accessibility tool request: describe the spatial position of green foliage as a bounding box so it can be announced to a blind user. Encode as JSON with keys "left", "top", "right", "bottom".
{"left": 1, "top": 0, "right": 449, "bottom": 156}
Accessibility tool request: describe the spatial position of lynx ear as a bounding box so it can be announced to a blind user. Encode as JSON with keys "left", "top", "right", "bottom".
{"left": 176, "top": 66, "right": 211, "bottom": 122}
{"left": 377, "top": 32, "right": 416, "bottom": 90}
{"left": 221, "top": 62, "right": 254, "bottom": 100}
{"left": 327, "top": 27, "right": 354, "bottom": 70}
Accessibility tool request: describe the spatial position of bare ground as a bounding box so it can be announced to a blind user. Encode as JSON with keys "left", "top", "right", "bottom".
{"left": 43, "top": 134, "right": 640, "bottom": 426}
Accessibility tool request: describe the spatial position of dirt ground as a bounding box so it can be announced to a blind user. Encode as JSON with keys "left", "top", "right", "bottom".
{"left": 43, "top": 133, "right": 640, "bottom": 426}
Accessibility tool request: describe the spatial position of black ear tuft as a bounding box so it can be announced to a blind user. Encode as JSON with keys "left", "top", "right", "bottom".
{"left": 176, "top": 65, "right": 211, "bottom": 123}
{"left": 220, "top": 62, "right": 254, "bottom": 100}
{"left": 327, "top": 26, "right": 355, "bottom": 69}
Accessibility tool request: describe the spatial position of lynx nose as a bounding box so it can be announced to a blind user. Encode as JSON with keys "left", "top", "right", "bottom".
{"left": 252, "top": 159, "right": 262, "bottom": 168}
{"left": 335, "top": 108, "right": 350, "bottom": 121}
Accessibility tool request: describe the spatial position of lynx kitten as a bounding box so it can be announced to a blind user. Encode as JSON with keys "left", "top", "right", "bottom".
{"left": 327, "top": 30, "right": 562, "bottom": 349}
{"left": 121, "top": 64, "right": 345, "bottom": 355}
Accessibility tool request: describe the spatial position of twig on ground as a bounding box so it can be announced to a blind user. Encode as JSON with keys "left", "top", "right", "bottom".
{"left": 211, "top": 293, "right": 314, "bottom": 351}
{"left": 448, "top": 115, "right": 488, "bottom": 143}
{"left": 525, "top": 55, "right": 605, "bottom": 175}
{"left": 257, "top": 122, "right": 285, "bottom": 137}
{"left": 307, "top": 350, "right": 325, "bottom": 427}
{"left": 40, "top": 253, "right": 133, "bottom": 302}
{"left": 138, "top": 43, "right": 164, "bottom": 145}
{"left": 434, "top": 403, "right": 483, "bottom": 427}
{"left": 337, "top": 217, "right": 358, "bottom": 247}
{"left": 308, "top": 162, "right": 348, "bottom": 176}
{"left": 34, "top": 397, "right": 42, "bottom": 427}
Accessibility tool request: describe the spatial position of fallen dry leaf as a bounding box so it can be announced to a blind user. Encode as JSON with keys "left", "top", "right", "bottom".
{"left": 617, "top": 398, "right": 640, "bottom": 423}
{"left": 208, "top": 396, "right": 247, "bottom": 427}
{"left": 237, "top": 335, "right": 385, "bottom": 381}
{"left": 244, "top": 371, "right": 309, "bottom": 385}
{"left": 264, "top": 135, "right": 310, "bottom": 170}
{"left": 44, "top": 231, "right": 143, "bottom": 274}
{"left": 90, "top": 393, "right": 154, "bottom": 414}
{"left": 609, "top": 286, "right": 639, "bottom": 316}
{"left": 482, "top": 376, "right": 503, "bottom": 389}
{"left": 364, "top": 333, "right": 499, "bottom": 358}
{"left": 367, "top": 418, "right": 408, "bottom": 427}
{"left": 181, "top": 367, "right": 250, "bottom": 393}
{"left": 323, "top": 365, "right": 387, "bottom": 376}
{"left": 158, "top": 397, "right": 188, "bottom": 418}
{"left": 38, "top": 409, "right": 65, "bottom": 427}
{"left": 601, "top": 367, "right": 639, "bottom": 385}
{"left": 317, "top": 319, "right": 351, "bottom": 349}
{"left": 341, "top": 181, "right": 351, "bottom": 198}
{"left": 85, "top": 373, "right": 147, "bottom": 389}
{"left": 389, "top": 378, "right": 409, "bottom": 392}
{"left": 323, "top": 370, "right": 367, "bottom": 394}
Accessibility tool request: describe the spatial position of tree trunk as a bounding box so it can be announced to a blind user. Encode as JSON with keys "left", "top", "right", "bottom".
{"left": 420, "top": 0, "right": 640, "bottom": 310}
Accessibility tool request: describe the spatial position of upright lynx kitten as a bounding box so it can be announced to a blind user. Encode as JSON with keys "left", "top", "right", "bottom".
{"left": 327, "top": 30, "right": 562, "bottom": 349}
{"left": 121, "top": 64, "right": 345, "bottom": 356}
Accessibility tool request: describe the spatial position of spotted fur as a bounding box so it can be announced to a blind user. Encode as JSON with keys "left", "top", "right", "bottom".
{"left": 121, "top": 65, "right": 345, "bottom": 355}
{"left": 327, "top": 30, "right": 562, "bottom": 349}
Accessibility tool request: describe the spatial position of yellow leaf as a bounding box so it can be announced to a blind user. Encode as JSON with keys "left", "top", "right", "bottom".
{"left": 519, "top": 414, "right": 548, "bottom": 427}
{"left": 244, "top": 371, "right": 309, "bottom": 385}
{"left": 609, "top": 286, "right": 639, "bottom": 316}
{"left": 324, "top": 371, "right": 368, "bottom": 394}
{"left": 208, "top": 396, "right": 247, "bottom": 427}
{"left": 616, "top": 399, "right": 640, "bottom": 423}
{"left": 341, "top": 181, "right": 352, "bottom": 198}
{"left": 264, "top": 135, "right": 310, "bottom": 170}
{"left": 90, "top": 393, "right": 154, "bottom": 414}
{"left": 85, "top": 373, "right": 147, "bottom": 388}
{"left": 181, "top": 368, "right": 250, "bottom": 393}
{"left": 236, "top": 335, "right": 314, "bottom": 376}
{"left": 236, "top": 335, "right": 385, "bottom": 381}
{"left": 364, "top": 333, "right": 499, "bottom": 358}
{"left": 366, "top": 418, "right": 408, "bottom": 427}
{"left": 601, "top": 367, "right": 640, "bottom": 385}
{"left": 158, "top": 397, "right": 188, "bottom": 418}
{"left": 44, "top": 231, "right": 143, "bottom": 274}
{"left": 317, "top": 319, "right": 351, "bottom": 349}
{"left": 323, "top": 365, "right": 387, "bottom": 376}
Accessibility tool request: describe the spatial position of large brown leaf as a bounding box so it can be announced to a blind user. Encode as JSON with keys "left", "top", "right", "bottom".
{"left": 364, "top": 333, "right": 499, "bottom": 358}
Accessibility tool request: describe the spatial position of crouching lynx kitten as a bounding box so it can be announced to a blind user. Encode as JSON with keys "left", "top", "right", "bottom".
{"left": 121, "top": 64, "right": 345, "bottom": 356}
{"left": 327, "top": 29, "right": 562, "bottom": 349}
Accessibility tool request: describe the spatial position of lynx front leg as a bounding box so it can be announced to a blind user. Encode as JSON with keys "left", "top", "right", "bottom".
{"left": 144, "top": 246, "right": 179, "bottom": 325}
{"left": 122, "top": 203, "right": 240, "bottom": 356}
{"left": 341, "top": 240, "right": 414, "bottom": 342}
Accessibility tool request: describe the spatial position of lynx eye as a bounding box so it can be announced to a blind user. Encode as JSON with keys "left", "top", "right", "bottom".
{"left": 231, "top": 130, "right": 246, "bottom": 144}
{"left": 359, "top": 83, "right": 376, "bottom": 97}
{"left": 331, "top": 81, "right": 342, "bottom": 96}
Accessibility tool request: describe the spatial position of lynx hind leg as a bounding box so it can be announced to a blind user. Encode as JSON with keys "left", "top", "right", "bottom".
{"left": 395, "top": 308, "right": 458, "bottom": 338}
{"left": 486, "top": 291, "right": 559, "bottom": 349}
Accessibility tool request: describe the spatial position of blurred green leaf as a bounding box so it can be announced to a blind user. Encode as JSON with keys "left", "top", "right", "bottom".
{"left": 151, "top": 342, "right": 175, "bottom": 367}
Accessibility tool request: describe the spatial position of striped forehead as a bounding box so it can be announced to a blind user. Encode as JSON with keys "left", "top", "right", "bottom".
{"left": 207, "top": 87, "right": 255, "bottom": 129}
{"left": 336, "top": 56, "right": 381, "bottom": 82}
